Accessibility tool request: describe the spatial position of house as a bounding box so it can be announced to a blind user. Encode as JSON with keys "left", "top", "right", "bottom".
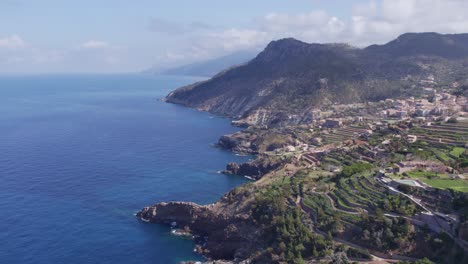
{"left": 396, "top": 111, "right": 408, "bottom": 118}
{"left": 415, "top": 109, "right": 429, "bottom": 117}
{"left": 323, "top": 119, "right": 342, "bottom": 129}
{"left": 300, "top": 144, "right": 309, "bottom": 151}
{"left": 311, "top": 137, "right": 323, "bottom": 145}
{"left": 363, "top": 129, "right": 373, "bottom": 136}
{"left": 285, "top": 145, "right": 296, "bottom": 152}
{"left": 450, "top": 174, "right": 466, "bottom": 180}
{"left": 302, "top": 154, "right": 321, "bottom": 167}
{"left": 396, "top": 161, "right": 445, "bottom": 173}
{"left": 326, "top": 165, "right": 341, "bottom": 173}
{"left": 431, "top": 107, "right": 446, "bottom": 116}
{"left": 381, "top": 139, "right": 391, "bottom": 145}
{"left": 377, "top": 170, "right": 386, "bottom": 177}
{"left": 407, "top": 135, "right": 418, "bottom": 143}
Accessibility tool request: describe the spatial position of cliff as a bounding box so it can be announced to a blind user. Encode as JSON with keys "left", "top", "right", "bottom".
{"left": 137, "top": 198, "right": 262, "bottom": 260}
{"left": 224, "top": 154, "right": 287, "bottom": 180}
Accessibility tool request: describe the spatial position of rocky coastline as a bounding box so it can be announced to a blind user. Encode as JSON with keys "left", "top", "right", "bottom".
{"left": 137, "top": 113, "right": 468, "bottom": 263}
{"left": 135, "top": 118, "right": 287, "bottom": 263}
{"left": 137, "top": 195, "right": 264, "bottom": 262}
{"left": 138, "top": 33, "right": 468, "bottom": 263}
{"left": 136, "top": 124, "right": 306, "bottom": 263}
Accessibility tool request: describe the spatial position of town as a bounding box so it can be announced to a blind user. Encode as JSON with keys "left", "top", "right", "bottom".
{"left": 216, "top": 78, "right": 468, "bottom": 262}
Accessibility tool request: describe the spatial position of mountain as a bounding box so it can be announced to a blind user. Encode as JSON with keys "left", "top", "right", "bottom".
{"left": 366, "top": 32, "right": 468, "bottom": 58}
{"left": 166, "top": 33, "right": 468, "bottom": 125}
{"left": 147, "top": 50, "right": 257, "bottom": 77}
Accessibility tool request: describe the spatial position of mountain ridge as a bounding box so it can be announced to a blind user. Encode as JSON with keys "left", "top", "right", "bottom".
{"left": 166, "top": 32, "right": 468, "bottom": 126}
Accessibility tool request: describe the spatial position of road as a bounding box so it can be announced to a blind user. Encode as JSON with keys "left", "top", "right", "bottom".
{"left": 377, "top": 177, "right": 468, "bottom": 253}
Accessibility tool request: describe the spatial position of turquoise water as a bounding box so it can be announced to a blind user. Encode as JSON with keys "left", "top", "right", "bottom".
{"left": 0, "top": 74, "right": 249, "bottom": 264}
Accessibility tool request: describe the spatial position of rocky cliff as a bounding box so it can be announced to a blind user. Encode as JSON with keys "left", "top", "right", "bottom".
{"left": 137, "top": 196, "right": 262, "bottom": 261}
{"left": 224, "top": 155, "right": 286, "bottom": 180}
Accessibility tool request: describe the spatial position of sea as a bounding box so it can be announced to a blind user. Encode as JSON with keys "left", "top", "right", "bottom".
{"left": 0, "top": 74, "right": 250, "bottom": 264}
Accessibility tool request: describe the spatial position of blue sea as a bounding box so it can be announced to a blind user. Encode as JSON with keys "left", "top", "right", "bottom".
{"left": 0, "top": 74, "right": 250, "bottom": 264}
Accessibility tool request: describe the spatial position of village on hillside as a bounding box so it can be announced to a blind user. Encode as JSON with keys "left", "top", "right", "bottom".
{"left": 217, "top": 76, "right": 468, "bottom": 261}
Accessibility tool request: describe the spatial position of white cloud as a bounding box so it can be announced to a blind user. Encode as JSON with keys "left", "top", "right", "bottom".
{"left": 347, "top": 0, "right": 468, "bottom": 45}
{"left": 254, "top": 10, "right": 353, "bottom": 44}
{"left": 254, "top": 11, "right": 347, "bottom": 43}
{"left": 156, "top": 0, "right": 468, "bottom": 69}
{"left": 0, "top": 34, "right": 25, "bottom": 49}
{"left": 261, "top": 11, "right": 331, "bottom": 32}
{"left": 237, "top": 0, "right": 468, "bottom": 47}
{"left": 3, "top": 0, "right": 468, "bottom": 73}
{"left": 0, "top": 37, "right": 130, "bottom": 72}
{"left": 204, "top": 29, "right": 269, "bottom": 52}
{"left": 80, "top": 40, "right": 109, "bottom": 49}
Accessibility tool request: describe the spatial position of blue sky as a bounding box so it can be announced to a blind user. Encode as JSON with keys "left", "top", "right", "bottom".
{"left": 1, "top": 0, "right": 468, "bottom": 73}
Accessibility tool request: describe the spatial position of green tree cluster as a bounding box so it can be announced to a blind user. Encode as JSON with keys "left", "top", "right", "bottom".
{"left": 252, "top": 185, "right": 331, "bottom": 263}
{"left": 359, "top": 216, "right": 413, "bottom": 251}
{"left": 340, "top": 162, "right": 374, "bottom": 178}
{"left": 380, "top": 195, "right": 417, "bottom": 216}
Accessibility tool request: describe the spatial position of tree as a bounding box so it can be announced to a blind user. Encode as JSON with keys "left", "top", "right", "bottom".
{"left": 376, "top": 208, "right": 384, "bottom": 220}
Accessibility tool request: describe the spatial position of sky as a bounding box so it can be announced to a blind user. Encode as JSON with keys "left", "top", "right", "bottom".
{"left": 1, "top": 0, "right": 468, "bottom": 73}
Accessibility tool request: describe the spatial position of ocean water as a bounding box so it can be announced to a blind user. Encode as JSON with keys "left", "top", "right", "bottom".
{"left": 0, "top": 74, "right": 250, "bottom": 264}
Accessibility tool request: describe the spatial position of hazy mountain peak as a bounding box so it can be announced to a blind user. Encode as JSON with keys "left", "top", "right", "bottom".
{"left": 146, "top": 50, "right": 257, "bottom": 77}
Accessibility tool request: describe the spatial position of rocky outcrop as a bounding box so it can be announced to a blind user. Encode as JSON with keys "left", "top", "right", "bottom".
{"left": 231, "top": 108, "right": 326, "bottom": 127}
{"left": 137, "top": 202, "right": 210, "bottom": 225}
{"left": 217, "top": 127, "right": 299, "bottom": 154}
{"left": 218, "top": 132, "right": 257, "bottom": 154}
{"left": 224, "top": 155, "right": 285, "bottom": 180}
{"left": 137, "top": 201, "right": 261, "bottom": 261}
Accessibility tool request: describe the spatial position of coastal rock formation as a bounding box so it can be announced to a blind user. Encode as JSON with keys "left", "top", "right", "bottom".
{"left": 224, "top": 156, "right": 285, "bottom": 180}
{"left": 137, "top": 199, "right": 261, "bottom": 261}
{"left": 218, "top": 132, "right": 257, "bottom": 154}
{"left": 218, "top": 128, "right": 298, "bottom": 154}
{"left": 139, "top": 132, "right": 468, "bottom": 263}
{"left": 138, "top": 202, "right": 209, "bottom": 226}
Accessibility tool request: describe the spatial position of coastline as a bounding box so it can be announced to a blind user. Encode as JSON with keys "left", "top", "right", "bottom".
{"left": 1, "top": 74, "right": 251, "bottom": 264}
{"left": 137, "top": 99, "right": 262, "bottom": 263}
{"left": 139, "top": 72, "right": 468, "bottom": 264}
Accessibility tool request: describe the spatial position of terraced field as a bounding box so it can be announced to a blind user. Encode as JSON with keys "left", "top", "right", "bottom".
{"left": 412, "top": 122, "right": 468, "bottom": 147}
{"left": 300, "top": 173, "right": 423, "bottom": 238}
{"left": 330, "top": 176, "right": 387, "bottom": 213}
{"left": 304, "top": 176, "right": 390, "bottom": 214}
{"left": 320, "top": 126, "right": 369, "bottom": 144}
